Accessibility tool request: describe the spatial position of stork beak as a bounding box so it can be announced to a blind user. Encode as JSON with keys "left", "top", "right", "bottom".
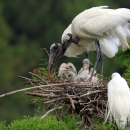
{"left": 48, "top": 40, "right": 72, "bottom": 74}
{"left": 48, "top": 44, "right": 63, "bottom": 74}
{"left": 48, "top": 53, "right": 55, "bottom": 74}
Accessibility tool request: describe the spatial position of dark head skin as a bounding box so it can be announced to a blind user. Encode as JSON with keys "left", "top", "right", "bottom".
{"left": 48, "top": 33, "right": 73, "bottom": 74}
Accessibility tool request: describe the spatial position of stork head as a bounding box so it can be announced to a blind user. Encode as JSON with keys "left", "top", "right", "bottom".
{"left": 63, "top": 33, "right": 79, "bottom": 44}
{"left": 48, "top": 43, "right": 62, "bottom": 74}
{"left": 48, "top": 41, "right": 72, "bottom": 74}
{"left": 62, "top": 33, "right": 73, "bottom": 44}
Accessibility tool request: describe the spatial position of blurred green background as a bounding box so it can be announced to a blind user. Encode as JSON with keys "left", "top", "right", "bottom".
{"left": 0, "top": 0, "right": 130, "bottom": 124}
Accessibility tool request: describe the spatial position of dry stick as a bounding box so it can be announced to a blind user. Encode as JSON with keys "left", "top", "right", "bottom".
{"left": 40, "top": 89, "right": 63, "bottom": 92}
{"left": 0, "top": 82, "right": 81, "bottom": 98}
{"left": 25, "top": 92, "right": 58, "bottom": 97}
{"left": 28, "top": 72, "right": 48, "bottom": 85}
{"left": 40, "top": 48, "right": 49, "bottom": 57}
{"left": 40, "top": 106, "right": 62, "bottom": 119}
{"left": 80, "top": 90, "right": 104, "bottom": 97}
{"left": 44, "top": 97, "right": 66, "bottom": 104}
{"left": 18, "top": 75, "right": 39, "bottom": 82}
{"left": 66, "top": 94, "right": 75, "bottom": 110}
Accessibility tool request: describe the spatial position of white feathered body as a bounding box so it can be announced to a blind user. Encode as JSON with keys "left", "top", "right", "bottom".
{"left": 105, "top": 73, "right": 130, "bottom": 128}
{"left": 58, "top": 63, "right": 77, "bottom": 82}
{"left": 74, "top": 70, "right": 89, "bottom": 82}
{"left": 62, "top": 6, "right": 130, "bottom": 58}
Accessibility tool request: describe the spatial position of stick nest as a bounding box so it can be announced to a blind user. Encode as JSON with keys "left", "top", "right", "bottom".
{"left": 20, "top": 70, "right": 108, "bottom": 128}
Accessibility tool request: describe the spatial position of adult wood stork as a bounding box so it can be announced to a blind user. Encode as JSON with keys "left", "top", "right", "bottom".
{"left": 48, "top": 6, "right": 130, "bottom": 80}
{"left": 105, "top": 73, "right": 130, "bottom": 129}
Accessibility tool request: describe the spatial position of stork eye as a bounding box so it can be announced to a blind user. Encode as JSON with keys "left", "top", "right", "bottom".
{"left": 53, "top": 46, "right": 58, "bottom": 50}
{"left": 67, "top": 39, "right": 70, "bottom": 42}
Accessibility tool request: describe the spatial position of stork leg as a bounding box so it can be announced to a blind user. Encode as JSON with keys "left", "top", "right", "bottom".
{"left": 89, "top": 39, "right": 101, "bottom": 82}
{"left": 97, "top": 40, "right": 104, "bottom": 83}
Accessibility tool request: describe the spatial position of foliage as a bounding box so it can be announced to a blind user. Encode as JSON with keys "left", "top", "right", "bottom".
{"left": 1, "top": 115, "right": 130, "bottom": 130}
{"left": 116, "top": 49, "right": 130, "bottom": 84}
{"left": 0, "top": 115, "right": 82, "bottom": 130}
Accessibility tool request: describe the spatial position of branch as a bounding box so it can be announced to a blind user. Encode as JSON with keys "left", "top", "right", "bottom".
{"left": 40, "top": 106, "right": 62, "bottom": 119}
{"left": 44, "top": 97, "right": 65, "bottom": 104}
{"left": 25, "top": 92, "right": 57, "bottom": 97}
{"left": 66, "top": 94, "right": 75, "bottom": 110}
{"left": 40, "top": 48, "right": 49, "bottom": 58}
{"left": 80, "top": 90, "right": 104, "bottom": 97}
{"left": 28, "top": 72, "right": 48, "bottom": 85}
{"left": 0, "top": 83, "right": 78, "bottom": 98}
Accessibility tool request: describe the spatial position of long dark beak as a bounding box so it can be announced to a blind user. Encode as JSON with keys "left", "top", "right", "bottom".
{"left": 48, "top": 52, "right": 57, "bottom": 74}
{"left": 48, "top": 40, "right": 72, "bottom": 74}
{"left": 48, "top": 47, "right": 62, "bottom": 74}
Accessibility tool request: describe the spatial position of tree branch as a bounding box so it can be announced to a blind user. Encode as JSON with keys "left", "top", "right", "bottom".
{"left": 40, "top": 106, "right": 62, "bottom": 119}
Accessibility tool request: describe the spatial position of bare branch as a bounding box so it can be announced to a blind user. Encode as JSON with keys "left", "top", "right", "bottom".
{"left": 0, "top": 82, "right": 82, "bottom": 98}
{"left": 28, "top": 72, "right": 48, "bottom": 85}
{"left": 66, "top": 94, "right": 75, "bottom": 110}
{"left": 40, "top": 106, "right": 62, "bottom": 119}
{"left": 40, "top": 48, "right": 49, "bottom": 58}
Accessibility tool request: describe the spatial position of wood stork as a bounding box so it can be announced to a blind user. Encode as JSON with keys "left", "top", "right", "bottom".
{"left": 59, "top": 71, "right": 76, "bottom": 82}
{"left": 78, "top": 58, "right": 90, "bottom": 75}
{"left": 105, "top": 72, "right": 130, "bottom": 129}
{"left": 48, "top": 6, "right": 130, "bottom": 81}
{"left": 74, "top": 59, "right": 92, "bottom": 83}
{"left": 58, "top": 62, "right": 77, "bottom": 82}
{"left": 67, "top": 63, "right": 77, "bottom": 75}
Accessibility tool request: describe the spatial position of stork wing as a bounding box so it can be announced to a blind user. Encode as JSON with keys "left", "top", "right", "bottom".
{"left": 79, "top": 8, "right": 130, "bottom": 37}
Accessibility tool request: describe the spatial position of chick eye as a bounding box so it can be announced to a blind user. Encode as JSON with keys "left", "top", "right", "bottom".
{"left": 69, "top": 65, "right": 72, "bottom": 68}
{"left": 68, "top": 74, "right": 71, "bottom": 77}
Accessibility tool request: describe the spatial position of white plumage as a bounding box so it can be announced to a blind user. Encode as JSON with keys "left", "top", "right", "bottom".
{"left": 58, "top": 63, "right": 77, "bottom": 82}
{"left": 105, "top": 73, "right": 130, "bottom": 129}
{"left": 74, "top": 59, "right": 90, "bottom": 82}
{"left": 74, "top": 59, "right": 98, "bottom": 83}
{"left": 62, "top": 6, "right": 130, "bottom": 58}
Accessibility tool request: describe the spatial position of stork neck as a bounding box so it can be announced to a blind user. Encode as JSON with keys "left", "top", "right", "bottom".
{"left": 61, "top": 42, "right": 72, "bottom": 55}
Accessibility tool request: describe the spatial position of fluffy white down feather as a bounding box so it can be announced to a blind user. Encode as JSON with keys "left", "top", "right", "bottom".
{"left": 58, "top": 63, "right": 77, "bottom": 82}
{"left": 105, "top": 73, "right": 130, "bottom": 129}
{"left": 62, "top": 6, "right": 130, "bottom": 58}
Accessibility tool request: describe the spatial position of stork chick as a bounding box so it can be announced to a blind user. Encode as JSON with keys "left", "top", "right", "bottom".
{"left": 58, "top": 62, "right": 77, "bottom": 82}
{"left": 59, "top": 71, "right": 76, "bottom": 82}
{"left": 74, "top": 59, "right": 90, "bottom": 82}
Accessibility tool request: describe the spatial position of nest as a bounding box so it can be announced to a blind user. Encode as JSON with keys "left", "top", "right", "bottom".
{"left": 20, "top": 70, "right": 108, "bottom": 128}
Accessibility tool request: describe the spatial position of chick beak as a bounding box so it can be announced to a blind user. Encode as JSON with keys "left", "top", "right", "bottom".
{"left": 83, "top": 63, "right": 88, "bottom": 70}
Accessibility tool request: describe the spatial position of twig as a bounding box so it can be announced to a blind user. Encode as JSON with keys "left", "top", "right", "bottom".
{"left": 44, "top": 97, "right": 66, "bottom": 104}
{"left": 0, "top": 82, "right": 84, "bottom": 98}
{"left": 18, "top": 75, "right": 39, "bottom": 82}
{"left": 80, "top": 90, "right": 104, "bottom": 97}
{"left": 29, "top": 72, "right": 48, "bottom": 85}
{"left": 25, "top": 92, "right": 57, "bottom": 97}
{"left": 40, "top": 48, "right": 49, "bottom": 57}
{"left": 66, "top": 94, "right": 75, "bottom": 110}
{"left": 40, "top": 106, "right": 62, "bottom": 119}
